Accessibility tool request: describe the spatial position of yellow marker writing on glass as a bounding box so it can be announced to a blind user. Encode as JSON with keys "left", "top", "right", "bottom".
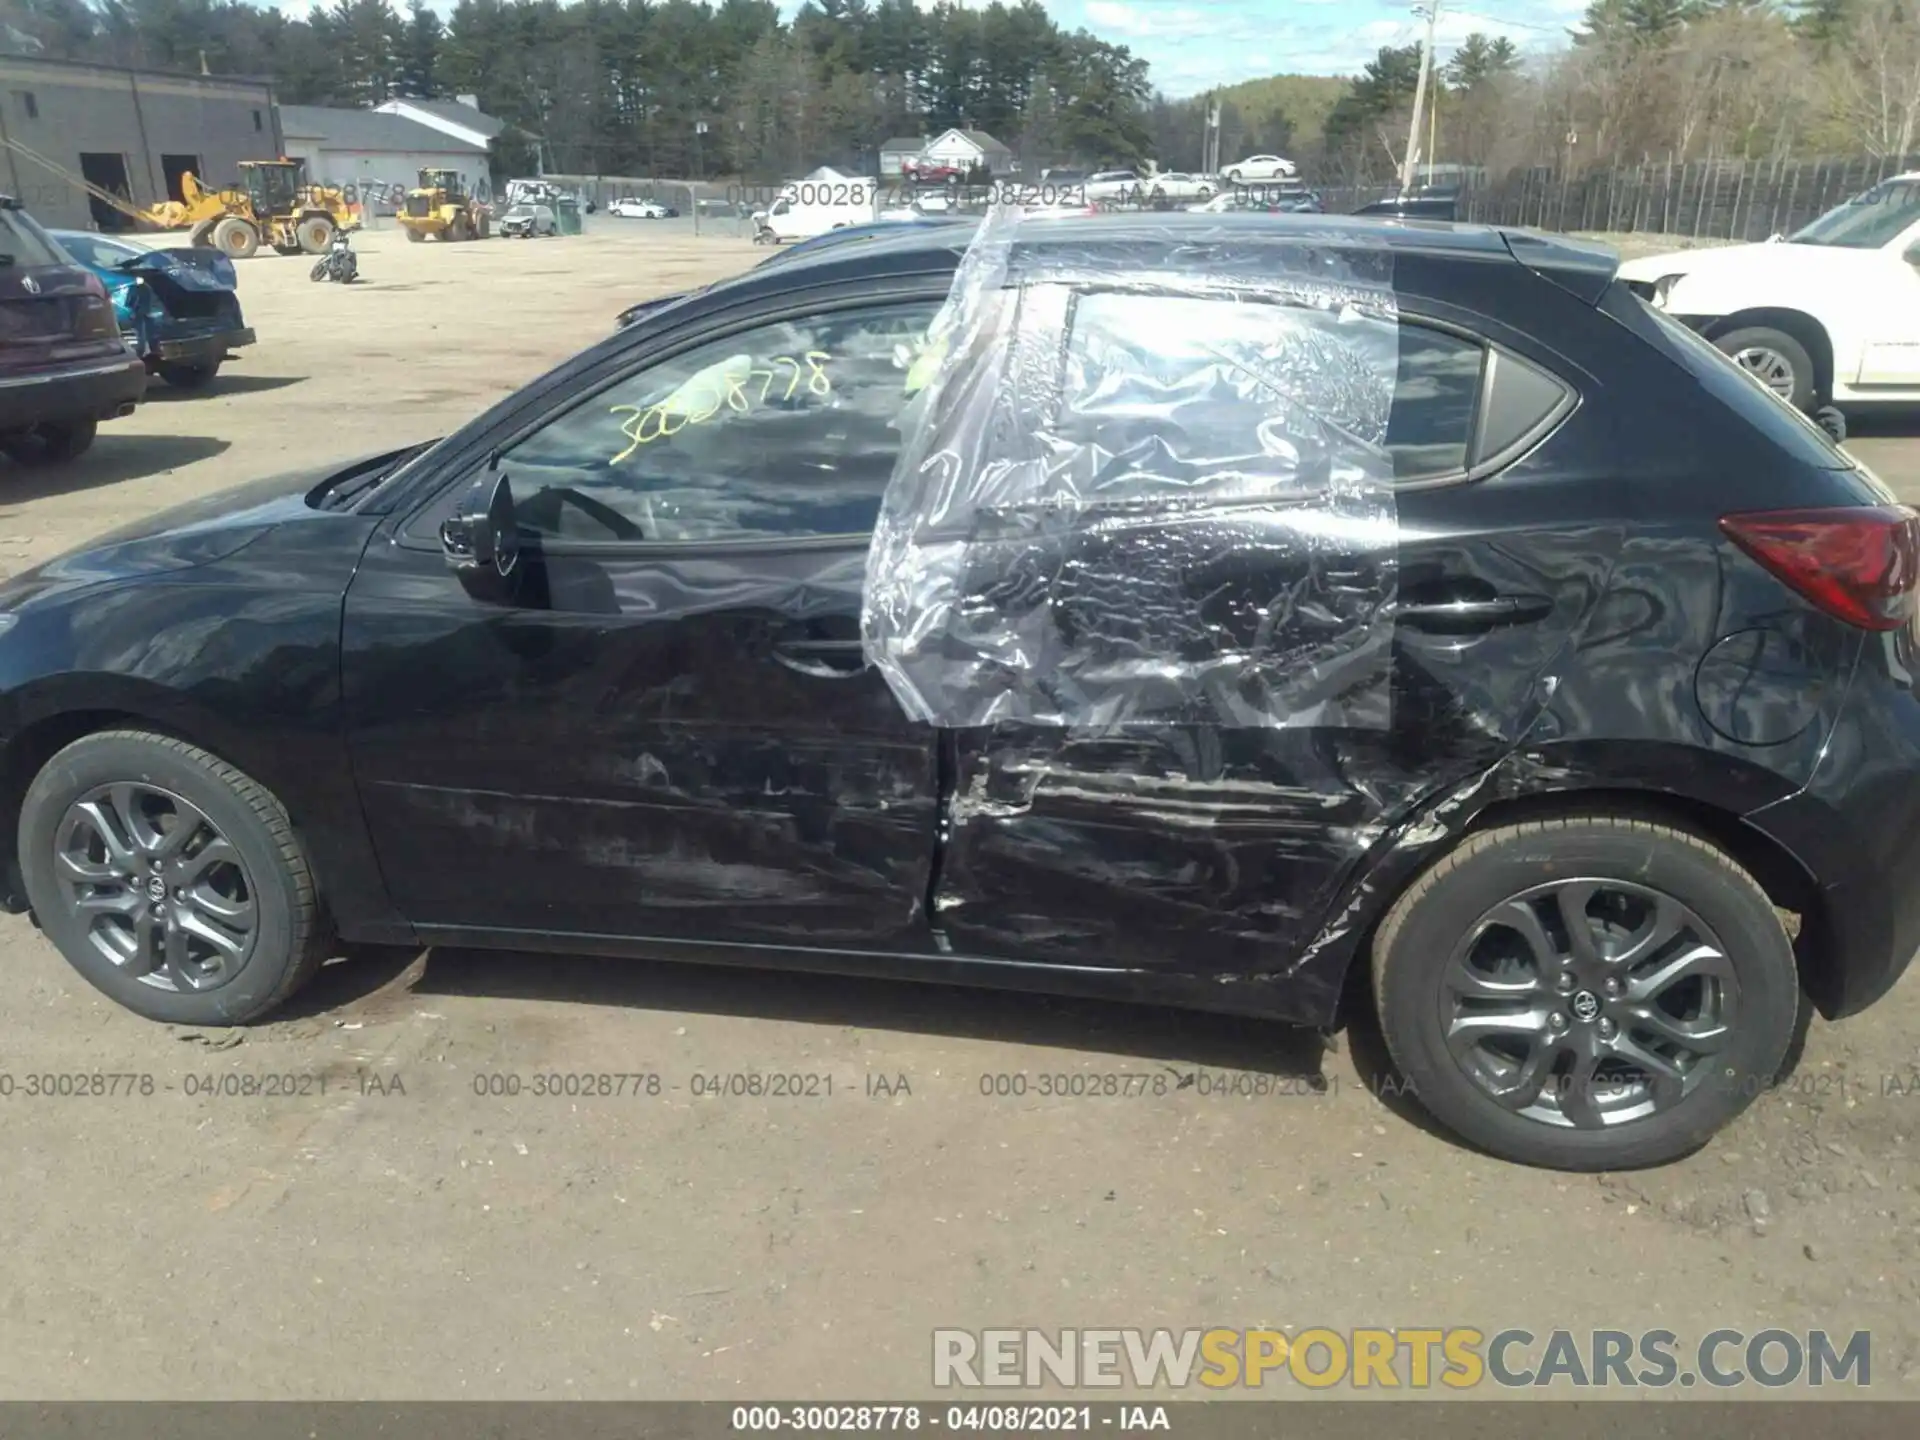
{"left": 610, "top": 353, "right": 833, "bottom": 463}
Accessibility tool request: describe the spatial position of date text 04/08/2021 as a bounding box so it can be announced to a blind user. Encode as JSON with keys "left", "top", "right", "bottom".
{"left": 729, "top": 1405, "right": 1172, "bottom": 1432}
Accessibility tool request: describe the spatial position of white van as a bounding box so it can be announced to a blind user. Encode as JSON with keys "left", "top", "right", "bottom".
{"left": 755, "top": 177, "right": 878, "bottom": 242}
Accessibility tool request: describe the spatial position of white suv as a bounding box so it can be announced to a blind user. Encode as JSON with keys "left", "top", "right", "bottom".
{"left": 1617, "top": 173, "right": 1920, "bottom": 416}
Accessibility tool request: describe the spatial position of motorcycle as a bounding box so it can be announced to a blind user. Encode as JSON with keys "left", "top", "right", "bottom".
{"left": 310, "top": 230, "right": 359, "bottom": 284}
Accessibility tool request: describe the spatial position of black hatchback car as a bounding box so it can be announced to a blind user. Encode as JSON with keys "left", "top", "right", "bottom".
{"left": 3, "top": 215, "right": 1917, "bottom": 1171}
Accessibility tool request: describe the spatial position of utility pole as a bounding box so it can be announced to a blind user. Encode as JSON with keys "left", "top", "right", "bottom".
{"left": 1400, "top": 1, "right": 1439, "bottom": 194}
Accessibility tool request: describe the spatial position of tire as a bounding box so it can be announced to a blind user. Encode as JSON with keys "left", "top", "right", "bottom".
{"left": 1369, "top": 815, "right": 1800, "bottom": 1171}
{"left": 309, "top": 259, "right": 329, "bottom": 282}
{"left": 2, "top": 418, "right": 97, "bottom": 465}
{"left": 449, "top": 216, "right": 471, "bottom": 242}
{"left": 1227, "top": 169, "right": 1243, "bottom": 184}
{"left": 209, "top": 216, "right": 259, "bottom": 260}
{"left": 295, "top": 215, "right": 335, "bottom": 254}
{"left": 157, "top": 360, "right": 220, "bottom": 390}
{"left": 404, "top": 226, "right": 424, "bottom": 243}
{"left": 18, "top": 730, "right": 328, "bottom": 1025}
{"left": 1713, "top": 325, "right": 1817, "bottom": 412}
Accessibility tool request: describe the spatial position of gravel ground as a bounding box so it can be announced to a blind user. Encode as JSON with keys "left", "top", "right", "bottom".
{"left": 0, "top": 222, "right": 1917, "bottom": 1401}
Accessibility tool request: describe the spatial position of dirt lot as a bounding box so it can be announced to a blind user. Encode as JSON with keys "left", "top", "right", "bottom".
{"left": 2, "top": 223, "right": 1919, "bottom": 1401}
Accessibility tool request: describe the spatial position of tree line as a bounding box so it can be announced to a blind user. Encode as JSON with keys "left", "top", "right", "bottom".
{"left": 1316, "top": 0, "right": 1920, "bottom": 185}
{"left": 0, "top": 0, "right": 1913, "bottom": 185}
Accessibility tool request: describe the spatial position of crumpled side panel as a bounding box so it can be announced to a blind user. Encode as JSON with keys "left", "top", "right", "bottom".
{"left": 863, "top": 205, "right": 1401, "bottom": 730}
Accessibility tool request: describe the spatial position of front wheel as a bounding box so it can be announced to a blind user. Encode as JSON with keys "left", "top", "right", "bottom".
{"left": 309, "top": 259, "right": 329, "bottom": 282}
{"left": 18, "top": 730, "right": 329, "bottom": 1024}
{"left": 1714, "top": 325, "right": 1816, "bottom": 412}
{"left": 1370, "top": 815, "right": 1801, "bottom": 1170}
{"left": 296, "top": 216, "right": 335, "bottom": 254}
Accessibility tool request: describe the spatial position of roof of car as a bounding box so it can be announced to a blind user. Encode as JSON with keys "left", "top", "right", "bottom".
{"left": 705, "top": 211, "right": 1620, "bottom": 306}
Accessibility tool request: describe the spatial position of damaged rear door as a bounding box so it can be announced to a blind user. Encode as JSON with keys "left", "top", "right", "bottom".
{"left": 342, "top": 290, "right": 949, "bottom": 949}
{"left": 916, "top": 281, "right": 1614, "bottom": 1021}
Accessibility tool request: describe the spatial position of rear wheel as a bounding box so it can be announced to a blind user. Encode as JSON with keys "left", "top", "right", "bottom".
{"left": 18, "top": 731, "right": 328, "bottom": 1025}
{"left": 1713, "top": 325, "right": 1816, "bottom": 412}
{"left": 295, "top": 215, "right": 335, "bottom": 254}
{"left": 209, "top": 216, "right": 259, "bottom": 260}
{"left": 157, "top": 360, "right": 220, "bottom": 390}
{"left": 2, "top": 418, "right": 97, "bottom": 465}
{"left": 1370, "top": 815, "right": 1801, "bottom": 1170}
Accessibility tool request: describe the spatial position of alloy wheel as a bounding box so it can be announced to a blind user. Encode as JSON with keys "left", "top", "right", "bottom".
{"left": 1438, "top": 878, "right": 1737, "bottom": 1129}
{"left": 1730, "top": 345, "right": 1797, "bottom": 400}
{"left": 51, "top": 782, "right": 259, "bottom": 993}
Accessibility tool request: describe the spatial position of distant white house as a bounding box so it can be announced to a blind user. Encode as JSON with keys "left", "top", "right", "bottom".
{"left": 919, "top": 128, "right": 1014, "bottom": 174}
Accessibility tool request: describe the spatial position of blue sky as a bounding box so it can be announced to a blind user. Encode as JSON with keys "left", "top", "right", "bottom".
{"left": 268, "top": 0, "right": 1590, "bottom": 96}
{"left": 1050, "top": 0, "right": 1589, "bottom": 95}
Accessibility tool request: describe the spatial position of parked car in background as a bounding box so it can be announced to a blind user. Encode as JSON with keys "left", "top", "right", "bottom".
{"left": 5, "top": 214, "right": 1916, "bottom": 1177}
{"left": 0, "top": 198, "right": 145, "bottom": 464}
{"left": 1187, "top": 184, "right": 1321, "bottom": 215}
{"left": 608, "top": 198, "right": 675, "bottom": 219}
{"left": 52, "top": 230, "right": 255, "bottom": 391}
{"left": 499, "top": 202, "right": 558, "bottom": 238}
{"left": 1353, "top": 190, "right": 1460, "bottom": 222}
{"left": 1083, "top": 169, "right": 1144, "bottom": 205}
{"left": 1617, "top": 172, "right": 1920, "bottom": 419}
{"left": 754, "top": 182, "right": 878, "bottom": 244}
{"left": 1147, "top": 172, "right": 1215, "bottom": 205}
{"left": 1221, "top": 154, "right": 1297, "bottom": 183}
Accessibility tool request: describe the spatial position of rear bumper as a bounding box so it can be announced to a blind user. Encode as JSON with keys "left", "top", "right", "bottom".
{"left": 1745, "top": 632, "right": 1920, "bottom": 1017}
{"left": 152, "top": 327, "right": 254, "bottom": 365}
{"left": 0, "top": 353, "right": 146, "bottom": 432}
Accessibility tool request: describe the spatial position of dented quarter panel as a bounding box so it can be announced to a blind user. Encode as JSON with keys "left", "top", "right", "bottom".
{"left": 932, "top": 465, "right": 1629, "bottom": 1020}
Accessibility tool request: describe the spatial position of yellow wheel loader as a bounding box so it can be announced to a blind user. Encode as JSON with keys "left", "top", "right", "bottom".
{"left": 0, "top": 141, "right": 354, "bottom": 259}
{"left": 180, "top": 160, "right": 357, "bottom": 259}
{"left": 395, "top": 169, "right": 490, "bottom": 243}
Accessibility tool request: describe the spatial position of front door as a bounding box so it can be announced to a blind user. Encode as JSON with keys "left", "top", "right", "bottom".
{"left": 341, "top": 293, "right": 948, "bottom": 950}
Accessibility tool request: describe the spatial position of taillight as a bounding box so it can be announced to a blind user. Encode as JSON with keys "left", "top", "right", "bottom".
{"left": 1720, "top": 505, "right": 1920, "bottom": 631}
{"left": 74, "top": 272, "right": 118, "bottom": 340}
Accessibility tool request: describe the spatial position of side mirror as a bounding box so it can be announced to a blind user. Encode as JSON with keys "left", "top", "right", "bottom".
{"left": 440, "top": 471, "right": 522, "bottom": 601}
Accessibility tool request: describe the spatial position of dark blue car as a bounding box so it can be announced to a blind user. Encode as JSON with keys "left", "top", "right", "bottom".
{"left": 50, "top": 230, "right": 255, "bottom": 390}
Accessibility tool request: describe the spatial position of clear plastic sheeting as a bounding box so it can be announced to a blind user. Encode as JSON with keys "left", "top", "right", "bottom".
{"left": 863, "top": 205, "right": 1403, "bottom": 730}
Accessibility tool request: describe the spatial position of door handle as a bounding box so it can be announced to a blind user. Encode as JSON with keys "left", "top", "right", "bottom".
{"left": 772, "top": 635, "right": 870, "bottom": 677}
{"left": 1395, "top": 592, "right": 1554, "bottom": 635}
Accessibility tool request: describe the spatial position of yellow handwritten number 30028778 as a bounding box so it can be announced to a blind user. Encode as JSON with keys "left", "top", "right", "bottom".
{"left": 609, "top": 352, "right": 832, "bottom": 463}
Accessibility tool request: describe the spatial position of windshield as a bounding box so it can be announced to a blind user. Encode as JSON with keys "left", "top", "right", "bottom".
{"left": 1790, "top": 177, "right": 1920, "bottom": 248}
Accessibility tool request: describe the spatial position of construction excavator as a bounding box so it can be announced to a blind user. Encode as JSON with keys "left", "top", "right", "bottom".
{"left": 0, "top": 136, "right": 356, "bottom": 259}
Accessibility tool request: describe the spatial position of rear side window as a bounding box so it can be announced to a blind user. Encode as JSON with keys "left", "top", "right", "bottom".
{"left": 0, "top": 207, "right": 68, "bottom": 267}
{"left": 1386, "top": 327, "right": 1484, "bottom": 480}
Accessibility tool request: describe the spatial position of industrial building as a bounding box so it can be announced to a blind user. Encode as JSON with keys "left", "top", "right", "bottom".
{"left": 279, "top": 96, "right": 505, "bottom": 202}
{"left": 0, "top": 53, "right": 282, "bottom": 230}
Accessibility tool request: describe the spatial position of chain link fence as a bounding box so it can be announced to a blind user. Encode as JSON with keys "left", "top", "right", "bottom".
{"left": 540, "top": 175, "right": 761, "bottom": 236}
